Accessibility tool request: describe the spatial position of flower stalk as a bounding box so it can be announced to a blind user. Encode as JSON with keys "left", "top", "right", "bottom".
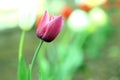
{"left": 18, "top": 30, "right": 26, "bottom": 80}
{"left": 28, "top": 40, "right": 44, "bottom": 80}
{"left": 18, "top": 31, "right": 26, "bottom": 60}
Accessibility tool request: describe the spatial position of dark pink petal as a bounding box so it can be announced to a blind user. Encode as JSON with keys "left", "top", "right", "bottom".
{"left": 38, "top": 11, "right": 49, "bottom": 28}
{"left": 36, "top": 25, "right": 47, "bottom": 38}
{"left": 42, "top": 16, "right": 64, "bottom": 42}
{"left": 49, "top": 16, "right": 57, "bottom": 21}
{"left": 36, "top": 10, "right": 64, "bottom": 42}
{"left": 36, "top": 11, "right": 49, "bottom": 38}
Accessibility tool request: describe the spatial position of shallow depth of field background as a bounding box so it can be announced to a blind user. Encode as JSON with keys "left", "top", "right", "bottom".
{"left": 0, "top": 0, "right": 120, "bottom": 80}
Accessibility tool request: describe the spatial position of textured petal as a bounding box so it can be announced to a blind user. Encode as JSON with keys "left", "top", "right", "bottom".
{"left": 42, "top": 16, "right": 64, "bottom": 42}
{"left": 37, "top": 11, "right": 49, "bottom": 30}
{"left": 36, "top": 10, "right": 64, "bottom": 42}
{"left": 36, "top": 11, "right": 49, "bottom": 38}
{"left": 36, "top": 24, "right": 47, "bottom": 38}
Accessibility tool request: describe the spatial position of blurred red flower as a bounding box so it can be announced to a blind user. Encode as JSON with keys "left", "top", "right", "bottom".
{"left": 61, "top": 6, "right": 73, "bottom": 19}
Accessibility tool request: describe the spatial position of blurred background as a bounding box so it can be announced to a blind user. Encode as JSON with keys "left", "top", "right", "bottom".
{"left": 0, "top": 0, "right": 120, "bottom": 80}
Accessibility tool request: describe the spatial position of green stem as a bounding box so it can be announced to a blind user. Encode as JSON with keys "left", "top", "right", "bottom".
{"left": 73, "top": 31, "right": 88, "bottom": 48}
{"left": 18, "top": 31, "right": 25, "bottom": 60}
{"left": 18, "top": 30, "right": 26, "bottom": 80}
{"left": 31, "top": 40, "right": 43, "bottom": 71}
{"left": 28, "top": 40, "right": 44, "bottom": 80}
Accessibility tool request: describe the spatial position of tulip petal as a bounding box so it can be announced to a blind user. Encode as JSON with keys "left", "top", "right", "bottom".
{"left": 42, "top": 16, "right": 64, "bottom": 42}
{"left": 37, "top": 11, "right": 49, "bottom": 29}
{"left": 36, "top": 11, "right": 64, "bottom": 42}
{"left": 36, "top": 11, "right": 49, "bottom": 38}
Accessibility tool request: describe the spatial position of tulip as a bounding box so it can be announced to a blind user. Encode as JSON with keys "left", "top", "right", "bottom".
{"left": 61, "top": 6, "right": 73, "bottom": 19}
{"left": 79, "top": 4, "right": 91, "bottom": 12}
{"left": 36, "top": 11, "right": 64, "bottom": 42}
{"left": 18, "top": 0, "right": 37, "bottom": 31}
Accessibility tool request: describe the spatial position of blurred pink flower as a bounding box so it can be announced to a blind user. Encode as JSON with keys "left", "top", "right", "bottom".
{"left": 36, "top": 11, "right": 64, "bottom": 42}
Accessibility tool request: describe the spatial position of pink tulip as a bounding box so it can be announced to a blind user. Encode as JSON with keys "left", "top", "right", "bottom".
{"left": 36, "top": 11, "right": 64, "bottom": 42}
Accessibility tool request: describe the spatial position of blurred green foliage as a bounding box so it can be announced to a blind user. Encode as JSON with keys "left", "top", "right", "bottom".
{"left": 1, "top": 0, "right": 120, "bottom": 80}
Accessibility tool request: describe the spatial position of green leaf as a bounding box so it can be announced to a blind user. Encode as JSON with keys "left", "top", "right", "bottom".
{"left": 37, "top": 47, "right": 50, "bottom": 80}
{"left": 57, "top": 46, "right": 84, "bottom": 80}
{"left": 18, "top": 57, "right": 27, "bottom": 80}
{"left": 39, "top": 58, "right": 50, "bottom": 80}
{"left": 27, "top": 64, "right": 32, "bottom": 80}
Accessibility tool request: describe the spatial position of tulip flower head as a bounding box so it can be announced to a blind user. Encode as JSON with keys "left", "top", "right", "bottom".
{"left": 18, "top": 0, "right": 37, "bottom": 31}
{"left": 36, "top": 11, "right": 64, "bottom": 42}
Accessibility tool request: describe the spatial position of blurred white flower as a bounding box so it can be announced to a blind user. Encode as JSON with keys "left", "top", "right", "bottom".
{"left": 0, "top": 11, "right": 18, "bottom": 31}
{"left": 18, "top": 0, "right": 37, "bottom": 31}
{"left": 0, "top": 0, "right": 18, "bottom": 31}
{"left": 67, "top": 9, "right": 90, "bottom": 32}
{"left": 88, "top": 7, "right": 108, "bottom": 27}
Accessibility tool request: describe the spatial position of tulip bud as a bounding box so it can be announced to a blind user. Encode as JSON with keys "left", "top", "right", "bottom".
{"left": 18, "top": 0, "right": 37, "bottom": 31}
{"left": 36, "top": 11, "right": 64, "bottom": 42}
